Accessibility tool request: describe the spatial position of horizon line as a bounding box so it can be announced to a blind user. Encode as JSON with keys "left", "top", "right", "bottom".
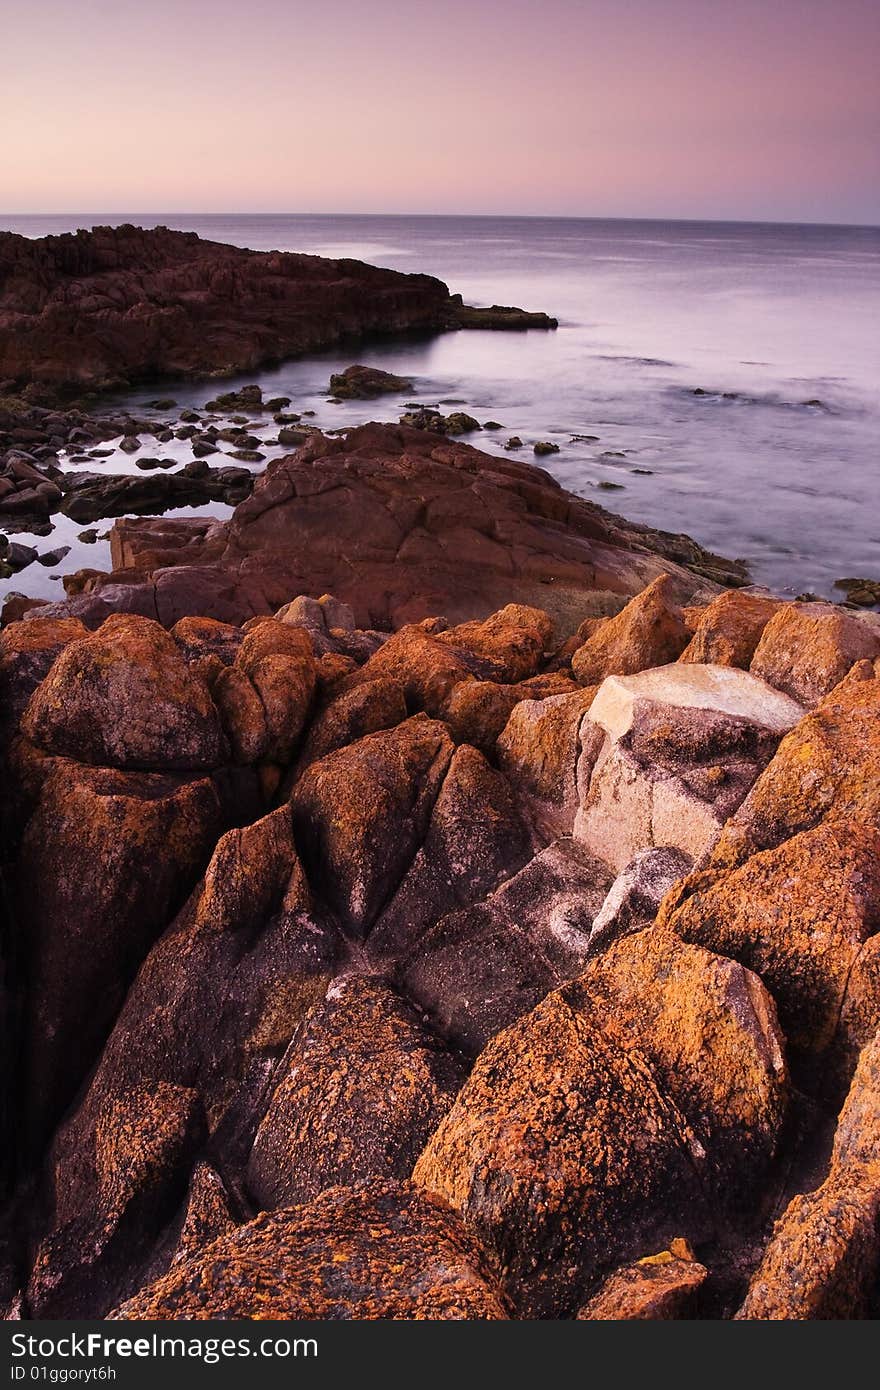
{"left": 2, "top": 211, "right": 879, "bottom": 233}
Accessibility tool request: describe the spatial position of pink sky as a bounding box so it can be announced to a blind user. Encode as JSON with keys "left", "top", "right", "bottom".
{"left": 4, "top": 0, "right": 879, "bottom": 222}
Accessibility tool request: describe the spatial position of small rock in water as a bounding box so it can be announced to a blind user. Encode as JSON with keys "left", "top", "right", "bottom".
{"left": 229, "top": 449, "right": 266, "bottom": 463}
{"left": 274, "top": 412, "right": 301, "bottom": 425}
{"left": 631, "top": 468, "right": 654, "bottom": 475}
{"left": 483, "top": 420, "right": 503, "bottom": 430}
{"left": 4, "top": 541, "right": 38, "bottom": 571}
{"left": 78, "top": 529, "right": 99, "bottom": 544}
{"left": 571, "top": 433, "right": 600, "bottom": 443}
{"left": 265, "top": 396, "right": 292, "bottom": 411}
{"left": 38, "top": 546, "right": 70, "bottom": 567}
{"left": 598, "top": 480, "right": 625, "bottom": 490}
{"left": 204, "top": 384, "right": 263, "bottom": 412}
{"left": 505, "top": 436, "right": 523, "bottom": 450}
{"left": 328, "top": 365, "right": 413, "bottom": 400}
{"left": 180, "top": 409, "right": 200, "bottom": 423}
{"left": 146, "top": 398, "right": 177, "bottom": 410}
{"left": 533, "top": 441, "right": 559, "bottom": 456}
{"left": 119, "top": 436, "right": 140, "bottom": 453}
{"left": 136, "top": 458, "right": 162, "bottom": 471}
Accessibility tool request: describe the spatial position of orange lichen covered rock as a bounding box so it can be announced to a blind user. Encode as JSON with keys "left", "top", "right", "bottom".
{"left": 342, "top": 623, "right": 475, "bottom": 717}
{"left": 497, "top": 686, "right": 598, "bottom": 831}
{"left": 170, "top": 615, "right": 243, "bottom": 666}
{"left": 233, "top": 618, "right": 316, "bottom": 764}
{"left": 577, "top": 1243, "right": 707, "bottom": 1319}
{"left": 17, "top": 758, "right": 222, "bottom": 1144}
{"left": 28, "top": 804, "right": 338, "bottom": 1315}
{"left": 294, "top": 676, "right": 407, "bottom": 773}
{"left": 565, "top": 929, "right": 788, "bottom": 1204}
{"left": 679, "top": 590, "right": 782, "bottom": 668}
{"left": 246, "top": 977, "right": 464, "bottom": 1208}
{"left": 28, "top": 1082, "right": 206, "bottom": 1317}
{"left": 750, "top": 603, "right": 880, "bottom": 707}
{"left": 22, "top": 613, "right": 226, "bottom": 770}
{"left": 207, "top": 663, "right": 268, "bottom": 764}
{"left": 571, "top": 576, "right": 689, "bottom": 686}
{"left": 0, "top": 616, "right": 90, "bottom": 733}
{"left": 109, "top": 1181, "right": 509, "bottom": 1320}
{"left": 664, "top": 823, "right": 880, "bottom": 1058}
{"left": 414, "top": 930, "right": 785, "bottom": 1315}
{"left": 290, "top": 715, "right": 454, "bottom": 936}
{"left": 737, "top": 1030, "right": 880, "bottom": 1320}
{"left": 441, "top": 671, "right": 575, "bottom": 751}
{"left": 436, "top": 603, "right": 554, "bottom": 681}
{"left": 413, "top": 987, "right": 711, "bottom": 1316}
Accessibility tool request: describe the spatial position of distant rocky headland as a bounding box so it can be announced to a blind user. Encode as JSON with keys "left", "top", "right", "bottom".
{"left": 1, "top": 225, "right": 879, "bottom": 1323}
{"left": 0, "top": 224, "right": 557, "bottom": 396}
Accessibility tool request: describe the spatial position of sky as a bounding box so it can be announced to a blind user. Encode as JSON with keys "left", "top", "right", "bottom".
{"left": 2, "top": 0, "right": 879, "bottom": 223}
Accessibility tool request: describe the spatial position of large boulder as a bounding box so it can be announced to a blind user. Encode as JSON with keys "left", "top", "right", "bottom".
{"left": 415, "top": 931, "right": 785, "bottom": 1316}
{"left": 246, "top": 977, "right": 464, "bottom": 1208}
{"left": 679, "top": 590, "right": 782, "bottom": 668}
{"left": 16, "top": 758, "right": 222, "bottom": 1146}
{"left": 571, "top": 576, "right": 690, "bottom": 686}
{"left": 664, "top": 823, "right": 880, "bottom": 1065}
{"left": 750, "top": 603, "right": 880, "bottom": 707}
{"left": 573, "top": 664, "right": 804, "bottom": 872}
{"left": 109, "top": 1182, "right": 509, "bottom": 1320}
{"left": 290, "top": 716, "right": 454, "bottom": 937}
{"left": 22, "top": 614, "right": 226, "bottom": 770}
{"left": 233, "top": 620, "right": 316, "bottom": 764}
{"left": 435, "top": 604, "right": 554, "bottom": 682}
{"left": 441, "top": 672, "right": 576, "bottom": 752}
{"left": 294, "top": 677, "right": 407, "bottom": 775}
{"left": 27, "top": 1084, "right": 206, "bottom": 1318}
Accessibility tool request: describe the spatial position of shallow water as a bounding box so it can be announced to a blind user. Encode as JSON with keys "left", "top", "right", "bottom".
{"left": 3, "top": 213, "right": 879, "bottom": 605}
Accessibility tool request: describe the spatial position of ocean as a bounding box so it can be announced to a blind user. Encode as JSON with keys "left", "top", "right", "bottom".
{"left": 2, "top": 213, "right": 879, "bottom": 603}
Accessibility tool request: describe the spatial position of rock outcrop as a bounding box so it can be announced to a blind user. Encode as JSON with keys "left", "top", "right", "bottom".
{"left": 67, "top": 425, "right": 745, "bottom": 632}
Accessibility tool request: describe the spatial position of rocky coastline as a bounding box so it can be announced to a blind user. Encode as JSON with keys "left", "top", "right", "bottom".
{"left": 1, "top": 228, "right": 879, "bottom": 1323}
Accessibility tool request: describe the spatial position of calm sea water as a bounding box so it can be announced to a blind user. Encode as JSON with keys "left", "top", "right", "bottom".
{"left": 3, "top": 213, "right": 879, "bottom": 603}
